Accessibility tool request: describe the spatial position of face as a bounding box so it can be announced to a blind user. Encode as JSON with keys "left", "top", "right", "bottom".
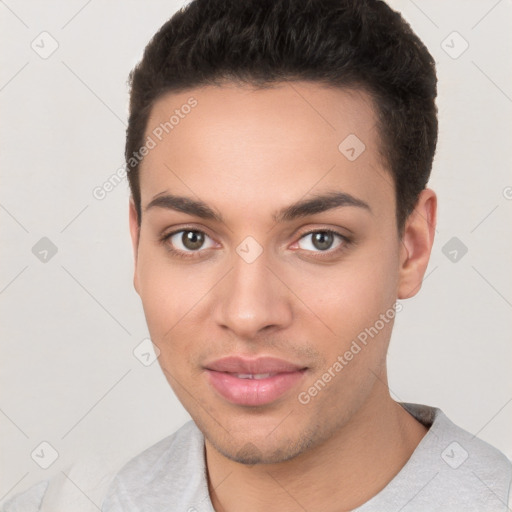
{"left": 129, "top": 81, "right": 415, "bottom": 464}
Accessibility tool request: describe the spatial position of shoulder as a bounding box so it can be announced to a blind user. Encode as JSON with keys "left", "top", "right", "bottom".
{"left": 104, "top": 419, "right": 201, "bottom": 485}
{"left": 1, "top": 421, "right": 204, "bottom": 512}
{"left": 1, "top": 481, "right": 48, "bottom": 512}
{"left": 400, "top": 403, "right": 512, "bottom": 510}
{"left": 1, "top": 451, "right": 121, "bottom": 512}
{"left": 101, "top": 419, "right": 208, "bottom": 511}
{"left": 416, "top": 403, "right": 512, "bottom": 472}
{"left": 402, "top": 402, "right": 510, "bottom": 460}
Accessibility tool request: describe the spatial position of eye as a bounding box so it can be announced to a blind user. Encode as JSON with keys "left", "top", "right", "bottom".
{"left": 296, "top": 229, "right": 348, "bottom": 253}
{"left": 162, "top": 229, "right": 217, "bottom": 257}
{"left": 160, "top": 227, "right": 351, "bottom": 260}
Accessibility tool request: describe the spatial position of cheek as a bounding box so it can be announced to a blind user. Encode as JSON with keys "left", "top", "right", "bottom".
{"left": 291, "top": 240, "right": 401, "bottom": 406}
{"left": 295, "top": 257, "right": 399, "bottom": 412}
{"left": 295, "top": 240, "right": 400, "bottom": 345}
{"left": 135, "top": 245, "right": 210, "bottom": 346}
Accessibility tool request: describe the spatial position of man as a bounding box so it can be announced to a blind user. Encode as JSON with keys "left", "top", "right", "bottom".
{"left": 4, "top": 0, "right": 511, "bottom": 510}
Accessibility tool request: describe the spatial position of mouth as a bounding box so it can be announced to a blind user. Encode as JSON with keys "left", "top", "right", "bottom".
{"left": 204, "top": 356, "right": 308, "bottom": 406}
{"left": 227, "top": 373, "right": 279, "bottom": 379}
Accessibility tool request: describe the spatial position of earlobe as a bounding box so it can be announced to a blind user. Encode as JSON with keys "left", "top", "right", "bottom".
{"left": 397, "top": 188, "right": 437, "bottom": 300}
{"left": 128, "top": 198, "right": 141, "bottom": 294}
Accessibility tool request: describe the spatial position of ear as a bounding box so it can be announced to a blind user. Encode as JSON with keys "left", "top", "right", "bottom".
{"left": 128, "top": 197, "right": 141, "bottom": 295}
{"left": 397, "top": 188, "right": 437, "bottom": 299}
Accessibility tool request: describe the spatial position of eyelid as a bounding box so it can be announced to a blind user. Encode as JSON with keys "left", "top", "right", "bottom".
{"left": 296, "top": 226, "right": 350, "bottom": 241}
{"left": 160, "top": 223, "right": 216, "bottom": 240}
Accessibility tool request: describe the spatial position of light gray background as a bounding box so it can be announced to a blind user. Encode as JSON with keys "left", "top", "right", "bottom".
{"left": 1, "top": 0, "right": 511, "bottom": 505}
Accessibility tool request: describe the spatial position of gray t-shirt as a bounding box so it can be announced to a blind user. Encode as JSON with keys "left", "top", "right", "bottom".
{"left": 3, "top": 403, "right": 512, "bottom": 511}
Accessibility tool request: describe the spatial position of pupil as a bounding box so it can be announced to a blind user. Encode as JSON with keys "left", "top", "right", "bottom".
{"left": 183, "top": 231, "right": 204, "bottom": 250}
{"left": 313, "top": 232, "right": 333, "bottom": 251}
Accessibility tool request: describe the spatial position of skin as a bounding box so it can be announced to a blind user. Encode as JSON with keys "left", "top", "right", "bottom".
{"left": 128, "top": 81, "right": 437, "bottom": 511}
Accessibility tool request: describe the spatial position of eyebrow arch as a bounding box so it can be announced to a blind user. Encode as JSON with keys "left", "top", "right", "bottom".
{"left": 144, "top": 190, "right": 372, "bottom": 223}
{"left": 145, "top": 194, "right": 223, "bottom": 222}
{"left": 273, "top": 191, "right": 372, "bottom": 223}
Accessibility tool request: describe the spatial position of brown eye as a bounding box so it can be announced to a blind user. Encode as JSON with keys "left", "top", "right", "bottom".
{"left": 180, "top": 230, "right": 205, "bottom": 250}
{"left": 312, "top": 231, "right": 334, "bottom": 251}
{"left": 297, "top": 230, "right": 345, "bottom": 253}
{"left": 165, "top": 229, "right": 216, "bottom": 254}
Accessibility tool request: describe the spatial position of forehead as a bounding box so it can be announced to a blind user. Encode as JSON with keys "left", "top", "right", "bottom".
{"left": 139, "top": 81, "right": 394, "bottom": 224}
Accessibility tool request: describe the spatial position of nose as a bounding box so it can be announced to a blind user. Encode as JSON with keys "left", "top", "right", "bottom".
{"left": 212, "top": 249, "right": 294, "bottom": 340}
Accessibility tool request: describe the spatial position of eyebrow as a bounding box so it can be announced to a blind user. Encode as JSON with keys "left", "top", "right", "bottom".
{"left": 144, "top": 190, "right": 372, "bottom": 223}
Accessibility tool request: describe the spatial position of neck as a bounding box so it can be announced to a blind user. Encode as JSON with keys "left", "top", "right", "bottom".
{"left": 205, "top": 382, "right": 428, "bottom": 512}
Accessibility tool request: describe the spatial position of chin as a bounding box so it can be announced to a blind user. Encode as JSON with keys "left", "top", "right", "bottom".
{"left": 204, "top": 422, "right": 320, "bottom": 466}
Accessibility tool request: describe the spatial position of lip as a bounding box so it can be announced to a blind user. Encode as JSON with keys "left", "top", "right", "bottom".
{"left": 204, "top": 356, "right": 307, "bottom": 406}
{"left": 205, "top": 356, "right": 305, "bottom": 374}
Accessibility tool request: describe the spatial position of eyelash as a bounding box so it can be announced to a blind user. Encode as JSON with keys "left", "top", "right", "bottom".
{"left": 159, "top": 227, "right": 352, "bottom": 261}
